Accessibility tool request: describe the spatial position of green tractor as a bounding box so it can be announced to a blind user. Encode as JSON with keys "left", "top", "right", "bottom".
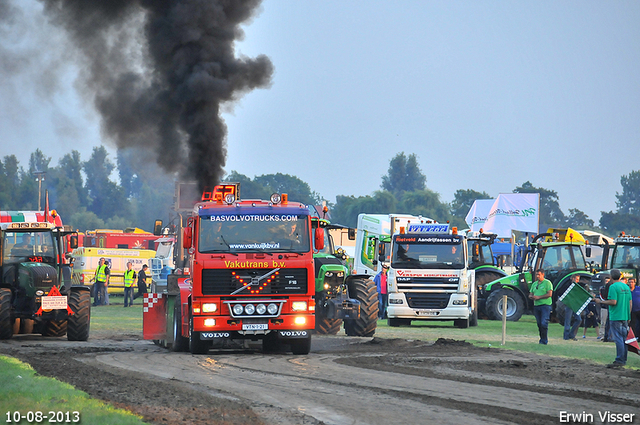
{"left": 480, "top": 233, "right": 593, "bottom": 322}
{"left": 0, "top": 221, "right": 88, "bottom": 340}
{"left": 311, "top": 216, "right": 378, "bottom": 337}
{"left": 591, "top": 234, "right": 639, "bottom": 291}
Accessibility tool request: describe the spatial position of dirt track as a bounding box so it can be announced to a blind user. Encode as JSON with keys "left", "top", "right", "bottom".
{"left": 1, "top": 332, "right": 639, "bottom": 425}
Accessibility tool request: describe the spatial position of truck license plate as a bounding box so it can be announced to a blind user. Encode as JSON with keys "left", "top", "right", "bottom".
{"left": 417, "top": 310, "right": 439, "bottom": 316}
{"left": 41, "top": 296, "right": 68, "bottom": 310}
{"left": 242, "top": 323, "right": 268, "bottom": 331}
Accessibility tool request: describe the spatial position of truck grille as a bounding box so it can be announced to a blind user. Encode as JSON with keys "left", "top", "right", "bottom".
{"left": 406, "top": 293, "right": 451, "bottom": 309}
{"left": 202, "top": 268, "right": 308, "bottom": 295}
{"left": 396, "top": 276, "right": 459, "bottom": 293}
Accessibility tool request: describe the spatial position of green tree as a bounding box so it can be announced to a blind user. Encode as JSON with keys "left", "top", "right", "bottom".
{"left": 223, "top": 171, "right": 271, "bottom": 200}
{"left": 48, "top": 151, "right": 87, "bottom": 219}
{"left": 398, "top": 189, "right": 456, "bottom": 225}
{"left": 381, "top": 152, "right": 426, "bottom": 196}
{"left": 615, "top": 170, "right": 640, "bottom": 216}
{"left": 69, "top": 208, "right": 105, "bottom": 232}
{"left": 0, "top": 156, "right": 20, "bottom": 209}
{"left": 565, "top": 208, "right": 594, "bottom": 229}
{"left": 83, "top": 146, "right": 129, "bottom": 220}
{"left": 331, "top": 191, "right": 398, "bottom": 228}
{"left": 254, "top": 173, "right": 322, "bottom": 205}
{"left": 513, "top": 181, "right": 565, "bottom": 230}
{"left": 450, "top": 189, "right": 492, "bottom": 219}
{"left": 600, "top": 211, "right": 640, "bottom": 237}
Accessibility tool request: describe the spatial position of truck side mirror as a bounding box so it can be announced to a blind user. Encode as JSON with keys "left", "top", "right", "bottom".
{"left": 315, "top": 228, "right": 325, "bottom": 251}
{"left": 348, "top": 228, "right": 356, "bottom": 240}
{"left": 153, "top": 220, "right": 163, "bottom": 236}
{"left": 585, "top": 246, "right": 591, "bottom": 258}
{"left": 183, "top": 227, "right": 193, "bottom": 249}
{"left": 378, "top": 243, "right": 386, "bottom": 262}
{"left": 69, "top": 235, "right": 78, "bottom": 250}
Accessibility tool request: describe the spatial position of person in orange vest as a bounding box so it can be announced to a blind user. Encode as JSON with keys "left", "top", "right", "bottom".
{"left": 123, "top": 261, "right": 137, "bottom": 307}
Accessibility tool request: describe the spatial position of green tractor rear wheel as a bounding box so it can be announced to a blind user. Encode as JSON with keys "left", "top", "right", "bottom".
{"left": 315, "top": 313, "right": 342, "bottom": 335}
{"left": 344, "top": 277, "right": 378, "bottom": 337}
{"left": 0, "top": 289, "right": 13, "bottom": 340}
{"left": 67, "top": 290, "right": 91, "bottom": 341}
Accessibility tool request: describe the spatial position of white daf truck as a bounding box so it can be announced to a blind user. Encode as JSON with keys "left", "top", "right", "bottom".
{"left": 372, "top": 218, "right": 477, "bottom": 330}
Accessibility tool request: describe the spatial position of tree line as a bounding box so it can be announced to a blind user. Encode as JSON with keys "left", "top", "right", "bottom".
{"left": 0, "top": 149, "right": 638, "bottom": 237}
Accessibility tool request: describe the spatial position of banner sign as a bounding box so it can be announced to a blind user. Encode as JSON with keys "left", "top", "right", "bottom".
{"left": 465, "top": 199, "right": 495, "bottom": 232}
{"left": 481, "top": 193, "right": 539, "bottom": 237}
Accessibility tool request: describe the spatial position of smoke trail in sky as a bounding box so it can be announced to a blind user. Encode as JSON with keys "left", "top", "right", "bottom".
{"left": 41, "top": 0, "right": 273, "bottom": 191}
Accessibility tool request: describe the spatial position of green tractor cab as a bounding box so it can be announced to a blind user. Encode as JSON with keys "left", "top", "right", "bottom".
{"left": 481, "top": 233, "right": 593, "bottom": 322}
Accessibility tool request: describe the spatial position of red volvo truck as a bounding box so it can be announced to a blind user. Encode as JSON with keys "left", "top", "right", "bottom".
{"left": 143, "top": 184, "right": 321, "bottom": 354}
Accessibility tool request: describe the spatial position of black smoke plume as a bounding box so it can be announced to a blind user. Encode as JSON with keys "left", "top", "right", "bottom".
{"left": 41, "top": 0, "right": 273, "bottom": 191}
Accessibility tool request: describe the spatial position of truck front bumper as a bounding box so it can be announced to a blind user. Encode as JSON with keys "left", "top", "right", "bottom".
{"left": 386, "top": 293, "right": 470, "bottom": 320}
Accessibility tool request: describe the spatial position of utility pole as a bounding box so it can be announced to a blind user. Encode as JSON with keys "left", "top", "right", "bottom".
{"left": 33, "top": 170, "right": 46, "bottom": 211}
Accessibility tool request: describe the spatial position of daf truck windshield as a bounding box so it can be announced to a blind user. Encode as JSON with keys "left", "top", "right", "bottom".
{"left": 391, "top": 235, "right": 465, "bottom": 269}
{"left": 198, "top": 214, "right": 310, "bottom": 253}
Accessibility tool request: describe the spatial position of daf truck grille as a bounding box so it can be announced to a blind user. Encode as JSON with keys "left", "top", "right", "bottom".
{"left": 395, "top": 276, "right": 459, "bottom": 293}
{"left": 202, "top": 268, "right": 308, "bottom": 295}
{"left": 406, "top": 293, "right": 451, "bottom": 309}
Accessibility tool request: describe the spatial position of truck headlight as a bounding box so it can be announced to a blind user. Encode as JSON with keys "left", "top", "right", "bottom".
{"left": 244, "top": 304, "right": 256, "bottom": 315}
{"left": 291, "top": 301, "right": 307, "bottom": 311}
{"left": 267, "top": 303, "right": 279, "bottom": 315}
{"left": 232, "top": 304, "right": 244, "bottom": 316}
{"left": 202, "top": 303, "right": 217, "bottom": 313}
{"left": 204, "top": 319, "right": 216, "bottom": 327}
{"left": 256, "top": 303, "right": 267, "bottom": 315}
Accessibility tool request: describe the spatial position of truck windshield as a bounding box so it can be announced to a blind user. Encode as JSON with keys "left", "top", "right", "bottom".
{"left": 3, "top": 231, "right": 56, "bottom": 264}
{"left": 611, "top": 244, "right": 640, "bottom": 268}
{"left": 391, "top": 235, "right": 465, "bottom": 269}
{"left": 199, "top": 214, "right": 310, "bottom": 253}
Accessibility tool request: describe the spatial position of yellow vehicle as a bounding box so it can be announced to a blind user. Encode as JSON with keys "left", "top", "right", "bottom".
{"left": 71, "top": 247, "right": 155, "bottom": 294}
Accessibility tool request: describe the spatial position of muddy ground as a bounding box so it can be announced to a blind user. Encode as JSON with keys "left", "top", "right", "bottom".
{"left": 1, "top": 332, "right": 639, "bottom": 424}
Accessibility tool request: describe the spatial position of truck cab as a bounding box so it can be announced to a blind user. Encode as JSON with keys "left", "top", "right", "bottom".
{"left": 385, "top": 222, "right": 476, "bottom": 328}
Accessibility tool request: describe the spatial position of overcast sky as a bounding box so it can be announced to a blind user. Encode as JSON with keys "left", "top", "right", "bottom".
{"left": 1, "top": 1, "right": 639, "bottom": 223}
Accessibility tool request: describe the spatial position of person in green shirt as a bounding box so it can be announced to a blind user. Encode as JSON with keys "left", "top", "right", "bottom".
{"left": 529, "top": 269, "right": 553, "bottom": 345}
{"left": 596, "top": 269, "right": 632, "bottom": 367}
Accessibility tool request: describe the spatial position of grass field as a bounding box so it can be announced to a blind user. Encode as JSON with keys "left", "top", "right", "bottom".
{"left": 0, "top": 356, "right": 145, "bottom": 425}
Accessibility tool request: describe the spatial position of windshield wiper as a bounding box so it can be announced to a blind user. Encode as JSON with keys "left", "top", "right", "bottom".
{"left": 230, "top": 268, "right": 280, "bottom": 295}
{"left": 219, "top": 235, "right": 238, "bottom": 256}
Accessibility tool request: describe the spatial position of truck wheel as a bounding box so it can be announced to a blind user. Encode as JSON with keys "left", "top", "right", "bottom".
{"left": 315, "top": 312, "right": 342, "bottom": 335}
{"left": 469, "top": 308, "right": 478, "bottom": 327}
{"left": 387, "top": 318, "right": 411, "bottom": 327}
{"left": 171, "top": 297, "right": 188, "bottom": 352}
{"left": 42, "top": 320, "right": 67, "bottom": 337}
{"left": 454, "top": 317, "right": 470, "bottom": 328}
{"left": 345, "top": 277, "right": 378, "bottom": 337}
{"left": 486, "top": 288, "right": 525, "bottom": 322}
{"left": 189, "top": 317, "right": 210, "bottom": 355}
{"left": 290, "top": 335, "right": 311, "bottom": 355}
{"left": 263, "top": 331, "right": 281, "bottom": 353}
{"left": 67, "top": 290, "right": 91, "bottom": 341}
{"left": 0, "top": 289, "right": 12, "bottom": 340}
